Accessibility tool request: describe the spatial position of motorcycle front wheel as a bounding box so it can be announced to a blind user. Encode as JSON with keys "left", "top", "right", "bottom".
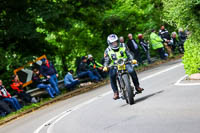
{"left": 122, "top": 74, "right": 134, "bottom": 105}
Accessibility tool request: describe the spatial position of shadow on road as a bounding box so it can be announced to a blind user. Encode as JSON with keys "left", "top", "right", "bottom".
{"left": 135, "top": 90, "right": 164, "bottom": 104}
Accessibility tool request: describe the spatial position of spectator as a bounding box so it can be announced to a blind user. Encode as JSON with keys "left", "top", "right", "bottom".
{"left": 150, "top": 29, "right": 166, "bottom": 60}
{"left": 40, "top": 58, "right": 60, "bottom": 95}
{"left": 138, "top": 34, "right": 152, "bottom": 64}
{"left": 158, "top": 25, "right": 173, "bottom": 57}
{"left": 0, "top": 80, "right": 21, "bottom": 111}
{"left": 87, "top": 54, "right": 103, "bottom": 80}
{"left": 64, "top": 70, "right": 80, "bottom": 91}
{"left": 77, "top": 56, "right": 99, "bottom": 82}
{"left": 127, "top": 33, "right": 143, "bottom": 64}
{"left": 10, "top": 75, "right": 38, "bottom": 103}
{"left": 178, "top": 28, "right": 187, "bottom": 53}
{"left": 0, "top": 100, "right": 12, "bottom": 116}
{"left": 169, "top": 32, "right": 179, "bottom": 53}
{"left": 32, "top": 69, "right": 55, "bottom": 98}
{"left": 119, "top": 36, "right": 126, "bottom": 48}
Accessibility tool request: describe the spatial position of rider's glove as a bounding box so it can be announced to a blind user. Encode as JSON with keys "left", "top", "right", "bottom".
{"left": 131, "top": 60, "right": 137, "bottom": 64}
{"left": 103, "top": 67, "right": 108, "bottom": 72}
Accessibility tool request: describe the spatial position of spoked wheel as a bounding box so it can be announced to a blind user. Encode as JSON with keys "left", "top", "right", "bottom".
{"left": 122, "top": 74, "right": 134, "bottom": 105}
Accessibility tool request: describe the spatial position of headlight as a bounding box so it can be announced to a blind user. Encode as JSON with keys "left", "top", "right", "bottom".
{"left": 117, "top": 59, "right": 124, "bottom": 66}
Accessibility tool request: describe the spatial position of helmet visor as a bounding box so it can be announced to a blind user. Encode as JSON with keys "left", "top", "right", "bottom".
{"left": 110, "top": 41, "right": 119, "bottom": 50}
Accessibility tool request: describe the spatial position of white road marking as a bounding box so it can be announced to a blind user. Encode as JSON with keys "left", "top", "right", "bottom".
{"left": 175, "top": 75, "right": 200, "bottom": 86}
{"left": 140, "top": 63, "right": 183, "bottom": 81}
{"left": 34, "top": 63, "right": 183, "bottom": 133}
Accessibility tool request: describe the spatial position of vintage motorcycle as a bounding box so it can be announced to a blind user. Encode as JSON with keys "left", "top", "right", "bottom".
{"left": 109, "top": 59, "right": 140, "bottom": 105}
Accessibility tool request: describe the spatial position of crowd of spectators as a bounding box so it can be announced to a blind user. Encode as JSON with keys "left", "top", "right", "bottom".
{"left": 0, "top": 25, "right": 188, "bottom": 117}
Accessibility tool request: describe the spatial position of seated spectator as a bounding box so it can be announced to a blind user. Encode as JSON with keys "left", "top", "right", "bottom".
{"left": 0, "top": 80, "right": 21, "bottom": 111}
{"left": 87, "top": 54, "right": 103, "bottom": 80}
{"left": 169, "top": 32, "right": 179, "bottom": 53}
{"left": 64, "top": 70, "right": 80, "bottom": 91}
{"left": 138, "top": 34, "right": 152, "bottom": 64}
{"left": 77, "top": 56, "right": 99, "bottom": 82}
{"left": 10, "top": 75, "right": 38, "bottom": 103}
{"left": 0, "top": 100, "right": 12, "bottom": 116}
{"left": 32, "top": 69, "right": 55, "bottom": 98}
{"left": 40, "top": 58, "right": 60, "bottom": 95}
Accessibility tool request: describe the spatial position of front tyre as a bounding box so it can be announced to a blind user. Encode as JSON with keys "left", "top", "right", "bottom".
{"left": 122, "top": 74, "right": 134, "bottom": 105}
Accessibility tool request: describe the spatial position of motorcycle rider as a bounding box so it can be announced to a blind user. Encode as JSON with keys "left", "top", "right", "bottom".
{"left": 103, "top": 34, "right": 144, "bottom": 100}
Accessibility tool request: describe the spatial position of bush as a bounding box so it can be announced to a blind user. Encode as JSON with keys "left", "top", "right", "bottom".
{"left": 182, "top": 38, "right": 200, "bottom": 75}
{"left": 162, "top": 0, "right": 200, "bottom": 75}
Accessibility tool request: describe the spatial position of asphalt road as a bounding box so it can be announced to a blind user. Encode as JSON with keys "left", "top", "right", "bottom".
{"left": 1, "top": 59, "right": 200, "bottom": 133}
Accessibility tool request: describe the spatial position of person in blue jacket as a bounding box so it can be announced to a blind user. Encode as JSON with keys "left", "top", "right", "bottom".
{"left": 64, "top": 70, "right": 80, "bottom": 91}
{"left": 40, "top": 58, "right": 60, "bottom": 95}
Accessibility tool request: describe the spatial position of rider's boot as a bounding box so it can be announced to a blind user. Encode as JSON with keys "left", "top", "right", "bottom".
{"left": 136, "top": 86, "right": 144, "bottom": 93}
{"left": 113, "top": 92, "right": 119, "bottom": 100}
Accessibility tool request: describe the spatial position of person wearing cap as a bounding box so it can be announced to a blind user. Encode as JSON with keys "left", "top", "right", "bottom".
{"left": 103, "top": 34, "right": 144, "bottom": 100}
{"left": 40, "top": 58, "right": 60, "bottom": 95}
{"left": 77, "top": 56, "right": 100, "bottom": 82}
{"left": 138, "top": 34, "right": 152, "bottom": 64}
{"left": 87, "top": 54, "right": 103, "bottom": 80}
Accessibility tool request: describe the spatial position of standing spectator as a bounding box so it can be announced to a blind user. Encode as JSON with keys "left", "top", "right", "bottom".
{"left": 64, "top": 70, "right": 80, "bottom": 91}
{"left": 127, "top": 33, "right": 143, "bottom": 64}
{"left": 40, "top": 58, "right": 60, "bottom": 95}
{"left": 32, "top": 69, "right": 55, "bottom": 98}
{"left": 150, "top": 29, "right": 166, "bottom": 60}
{"left": 0, "top": 100, "right": 12, "bottom": 116}
{"left": 0, "top": 80, "right": 21, "bottom": 111}
{"left": 119, "top": 36, "right": 126, "bottom": 48}
{"left": 87, "top": 54, "right": 103, "bottom": 80}
{"left": 11, "top": 75, "right": 38, "bottom": 103}
{"left": 158, "top": 25, "right": 173, "bottom": 57}
{"left": 178, "top": 28, "right": 187, "bottom": 53}
{"left": 77, "top": 56, "right": 99, "bottom": 82}
{"left": 138, "top": 34, "right": 152, "bottom": 64}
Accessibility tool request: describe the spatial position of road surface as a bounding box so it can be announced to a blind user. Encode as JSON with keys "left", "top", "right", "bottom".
{"left": 1, "top": 59, "right": 200, "bottom": 133}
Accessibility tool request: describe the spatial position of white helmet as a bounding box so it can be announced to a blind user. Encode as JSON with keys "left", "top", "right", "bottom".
{"left": 107, "top": 34, "right": 119, "bottom": 50}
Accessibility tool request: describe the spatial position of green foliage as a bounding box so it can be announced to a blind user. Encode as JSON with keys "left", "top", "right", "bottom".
{"left": 182, "top": 39, "right": 200, "bottom": 75}
{"left": 102, "top": 0, "right": 163, "bottom": 39}
{"left": 162, "top": 0, "right": 200, "bottom": 75}
{"left": 0, "top": 0, "right": 167, "bottom": 88}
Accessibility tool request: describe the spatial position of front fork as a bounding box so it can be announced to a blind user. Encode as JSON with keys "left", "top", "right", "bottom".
{"left": 117, "top": 72, "right": 130, "bottom": 98}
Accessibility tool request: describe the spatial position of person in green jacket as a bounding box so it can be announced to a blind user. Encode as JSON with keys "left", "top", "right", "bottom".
{"left": 87, "top": 54, "right": 103, "bottom": 80}
{"left": 150, "top": 29, "right": 167, "bottom": 60}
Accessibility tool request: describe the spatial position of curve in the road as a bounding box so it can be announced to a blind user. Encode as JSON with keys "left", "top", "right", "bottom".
{"left": 34, "top": 63, "right": 183, "bottom": 133}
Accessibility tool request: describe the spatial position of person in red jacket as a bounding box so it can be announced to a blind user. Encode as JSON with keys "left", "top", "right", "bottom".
{"left": 0, "top": 80, "right": 21, "bottom": 111}
{"left": 10, "top": 75, "right": 37, "bottom": 103}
